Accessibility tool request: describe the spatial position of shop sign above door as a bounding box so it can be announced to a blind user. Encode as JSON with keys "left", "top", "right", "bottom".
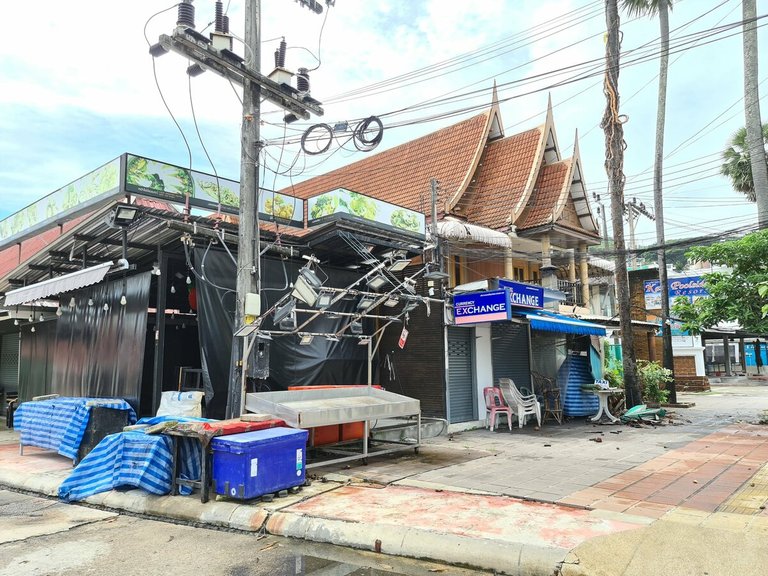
{"left": 453, "top": 289, "right": 511, "bottom": 325}
{"left": 498, "top": 279, "right": 544, "bottom": 309}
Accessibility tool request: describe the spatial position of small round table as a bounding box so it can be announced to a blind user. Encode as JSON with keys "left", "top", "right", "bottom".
{"left": 589, "top": 389, "right": 623, "bottom": 423}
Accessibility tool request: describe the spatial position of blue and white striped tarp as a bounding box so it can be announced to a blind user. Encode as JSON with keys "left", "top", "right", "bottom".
{"left": 14, "top": 397, "right": 137, "bottom": 460}
{"left": 57, "top": 416, "right": 212, "bottom": 502}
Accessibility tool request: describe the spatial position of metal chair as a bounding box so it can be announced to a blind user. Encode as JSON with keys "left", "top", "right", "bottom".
{"left": 498, "top": 378, "right": 541, "bottom": 429}
{"left": 531, "top": 371, "right": 563, "bottom": 425}
{"left": 483, "top": 387, "right": 513, "bottom": 432}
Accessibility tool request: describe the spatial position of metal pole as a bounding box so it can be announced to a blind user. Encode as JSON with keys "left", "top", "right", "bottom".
{"left": 228, "top": 0, "right": 261, "bottom": 419}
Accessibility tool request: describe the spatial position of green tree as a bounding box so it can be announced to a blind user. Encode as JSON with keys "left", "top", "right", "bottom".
{"left": 721, "top": 124, "right": 768, "bottom": 202}
{"left": 672, "top": 230, "right": 768, "bottom": 334}
{"left": 620, "top": 0, "right": 675, "bottom": 401}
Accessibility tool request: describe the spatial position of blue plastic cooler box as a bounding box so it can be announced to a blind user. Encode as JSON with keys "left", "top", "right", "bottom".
{"left": 211, "top": 427, "right": 309, "bottom": 500}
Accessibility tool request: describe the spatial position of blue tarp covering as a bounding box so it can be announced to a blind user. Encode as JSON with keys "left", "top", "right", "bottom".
{"left": 14, "top": 397, "right": 137, "bottom": 460}
{"left": 517, "top": 309, "right": 607, "bottom": 336}
{"left": 58, "top": 416, "right": 211, "bottom": 502}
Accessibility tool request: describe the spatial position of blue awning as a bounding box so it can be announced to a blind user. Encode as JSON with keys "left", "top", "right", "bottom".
{"left": 515, "top": 309, "right": 606, "bottom": 336}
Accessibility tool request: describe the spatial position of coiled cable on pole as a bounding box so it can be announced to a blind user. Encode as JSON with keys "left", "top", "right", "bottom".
{"left": 352, "top": 116, "right": 384, "bottom": 152}
{"left": 301, "top": 123, "right": 333, "bottom": 155}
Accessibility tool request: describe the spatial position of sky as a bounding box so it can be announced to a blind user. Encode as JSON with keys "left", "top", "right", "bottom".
{"left": 1, "top": 0, "right": 766, "bottom": 250}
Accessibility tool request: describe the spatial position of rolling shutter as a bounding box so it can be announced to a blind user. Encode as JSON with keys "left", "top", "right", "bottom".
{"left": 491, "top": 322, "right": 531, "bottom": 392}
{"left": 0, "top": 333, "right": 20, "bottom": 394}
{"left": 447, "top": 326, "right": 476, "bottom": 423}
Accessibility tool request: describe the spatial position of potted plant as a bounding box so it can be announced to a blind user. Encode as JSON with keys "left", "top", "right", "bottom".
{"left": 637, "top": 360, "right": 672, "bottom": 407}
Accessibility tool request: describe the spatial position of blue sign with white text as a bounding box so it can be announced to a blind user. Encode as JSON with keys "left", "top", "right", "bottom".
{"left": 453, "top": 289, "right": 511, "bottom": 325}
{"left": 498, "top": 279, "right": 544, "bottom": 309}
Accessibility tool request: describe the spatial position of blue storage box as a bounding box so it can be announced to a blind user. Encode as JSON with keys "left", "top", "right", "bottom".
{"left": 211, "top": 428, "right": 309, "bottom": 500}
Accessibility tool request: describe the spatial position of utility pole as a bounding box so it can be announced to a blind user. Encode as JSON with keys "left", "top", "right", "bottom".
{"left": 624, "top": 198, "right": 654, "bottom": 268}
{"left": 601, "top": 0, "right": 641, "bottom": 408}
{"left": 229, "top": 0, "right": 262, "bottom": 418}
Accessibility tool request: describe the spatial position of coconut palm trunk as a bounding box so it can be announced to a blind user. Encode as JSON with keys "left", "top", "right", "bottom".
{"left": 743, "top": 0, "right": 768, "bottom": 227}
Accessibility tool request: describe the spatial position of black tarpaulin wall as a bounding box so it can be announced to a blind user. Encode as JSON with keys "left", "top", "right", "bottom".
{"left": 18, "top": 321, "right": 56, "bottom": 401}
{"left": 195, "top": 247, "right": 374, "bottom": 418}
{"left": 47, "top": 273, "right": 151, "bottom": 409}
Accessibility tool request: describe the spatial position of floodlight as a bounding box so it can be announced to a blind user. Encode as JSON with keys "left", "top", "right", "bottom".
{"left": 299, "top": 266, "right": 323, "bottom": 289}
{"left": 388, "top": 259, "right": 411, "bottom": 272}
{"left": 357, "top": 296, "right": 377, "bottom": 311}
{"left": 107, "top": 204, "right": 139, "bottom": 228}
{"left": 358, "top": 336, "right": 372, "bottom": 346}
{"left": 350, "top": 320, "right": 363, "bottom": 334}
{"left": 279, "top": 312, "right": 297, "bottom": 331}
{"left": 234, "top": 324, "right": 259, "bottom": 337}
{"left": 402, "top": 277, "right": 417, "bottom": 294}
{"left": 273, "top": 299, "right": 296, "bottom": 324}
{"left": 299, "top": 333, "right": 314, "bottom": 345}
{"left": 316, "top": 290, "right": 333, "bottom": 309}
{"left": 325, "top": 334, "right": 340, "bottom": 342}
{"left": 384, "top": 295, "right": 399, "bottom": 308}
{"left": 292, "top": 275, "right": 318, "bottom": 306}
{"left": 367, "top": 273, "right": 390, "bottom": 291}
{"left": 424, "top": 267, "right": 450, "bottom": 281}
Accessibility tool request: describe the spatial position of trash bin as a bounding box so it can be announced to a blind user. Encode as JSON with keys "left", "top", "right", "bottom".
{"left": 211, "top": 428, "right": 308, "bottom": 500}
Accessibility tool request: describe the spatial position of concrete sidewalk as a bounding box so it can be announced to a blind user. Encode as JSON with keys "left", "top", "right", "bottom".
{"left": 2, "top": 385, "right": 768, "bottom": 575}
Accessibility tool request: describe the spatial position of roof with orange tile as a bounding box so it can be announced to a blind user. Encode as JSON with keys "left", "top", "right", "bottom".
{"left": 278, "top": 112, "right": 491, "bottom": 217}
{"left": 517, "top": 160, "right": 571, "bottom": 229}
{"left": 456, "top": 128, "right": 543, "bottom": 230}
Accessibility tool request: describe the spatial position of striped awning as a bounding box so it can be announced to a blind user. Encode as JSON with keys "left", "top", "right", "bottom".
{"left": 515, "top": 308, "right": 606, "bottom": 336}
{"left": 2, "top": 261, "right": 113, "bottom": 306}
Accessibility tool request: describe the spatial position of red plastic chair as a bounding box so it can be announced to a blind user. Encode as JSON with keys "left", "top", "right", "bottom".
{"left": 483, "top": 387, "right": 513, "bottom": 432}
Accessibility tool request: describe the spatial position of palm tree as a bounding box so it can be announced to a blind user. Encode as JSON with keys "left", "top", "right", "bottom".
{"left": 721, "top": 124, "right": 768, "bottom": 202}
{"left": 742, "top": 0, "right": 768, "bottom": 226}
{"left": 620, "top": 0, "right": 676, "bottom": 402}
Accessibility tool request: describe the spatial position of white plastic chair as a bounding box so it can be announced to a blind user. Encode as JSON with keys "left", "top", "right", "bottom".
{"left": 498, "top": 378, "right": 541, "bottom": 429}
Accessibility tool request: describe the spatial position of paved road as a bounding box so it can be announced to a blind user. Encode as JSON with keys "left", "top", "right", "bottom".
{"left": 0, "top": 490, "right": 488, "bottom": 576}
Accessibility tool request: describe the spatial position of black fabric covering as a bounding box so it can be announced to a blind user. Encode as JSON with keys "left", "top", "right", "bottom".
{"left": 194, "top": 247, "right": 374, "bottom": 418}
{"left": 18, "top": 321, "right": 56, "bottom": 401}
{"left": 48, "top": 273, "right": 151, "bottom": 410}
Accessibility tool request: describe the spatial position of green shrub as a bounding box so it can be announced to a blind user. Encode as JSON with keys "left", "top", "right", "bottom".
{"left": 638, "top": 360, "right": 672, "bottom": 404}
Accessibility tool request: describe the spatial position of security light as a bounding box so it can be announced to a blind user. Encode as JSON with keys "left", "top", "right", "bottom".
{"left": 367, "top": 273, "right": 389, "bottom": 291}
{"left": 273, "top": 299, "right": 296, "bottom": 324}
{"left": 299, "top": 333, "right": 314, "bottom": 345}
{"left": 350, "top": 320, "right": 363, "bottom": 334}
{"left": 112, "top": 205, "right": 138, "bottom": 226}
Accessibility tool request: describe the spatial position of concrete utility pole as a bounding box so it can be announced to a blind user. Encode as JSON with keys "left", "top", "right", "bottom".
{"left": 602, "top": 0, "right": 642, "bottom": 408}
{"left": 228, "top": 0, "right": 262, "bottom": 419}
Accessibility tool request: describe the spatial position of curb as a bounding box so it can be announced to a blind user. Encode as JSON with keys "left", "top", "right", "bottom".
{"left": 265, "top": 510, "right": 567, "bottom": 575}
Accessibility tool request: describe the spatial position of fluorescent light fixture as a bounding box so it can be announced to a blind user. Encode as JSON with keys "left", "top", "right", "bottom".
{"left": 384, "top": 295, "right": 399, "bottom": 308}
{"left": 367, "top": 274, "right": 390, "bottom": 291}
{"left": 299, "top": 333, "right": 314, "bottom": 345}
{"left": 350, "top": 320, "right": 363, "bottom": 334}
{"left": 388, "top": 259, "right": 411, "bottom": 272}
{"left": 292, "top": 275, "right": 318, "bottom": 306}
{"left": 273, "top": 299, "right": 296, "bottom": 324}
{"left": 316, "top": 290, "right": 333, "bottom": 309}
{"left": 357, "top": 296, "right": 377, "bottom": 311}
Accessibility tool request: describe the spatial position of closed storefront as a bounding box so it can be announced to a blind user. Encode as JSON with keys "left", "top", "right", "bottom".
{"left": 491, "top": 321, "right": 531, "bottom": 392}
{"left": 447, "top": 326, "right": 476, "bottom": 423}
{"left": 1, "top": 332, "right": 20, "bottom": 396}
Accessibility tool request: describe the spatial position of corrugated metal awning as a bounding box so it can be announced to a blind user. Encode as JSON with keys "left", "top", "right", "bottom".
{"left": 3, "top": 261, "right": 113, "bottom": 306}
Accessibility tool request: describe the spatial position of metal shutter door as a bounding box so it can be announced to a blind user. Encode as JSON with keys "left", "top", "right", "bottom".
{"left": 491, "top": 322, "right": 531, "bottom": 392}
{"left": 447, "top": 327, "right": 476, "bottom": 423}
{"left": 0, "top": 333, "right": 20, "bottom": 394}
